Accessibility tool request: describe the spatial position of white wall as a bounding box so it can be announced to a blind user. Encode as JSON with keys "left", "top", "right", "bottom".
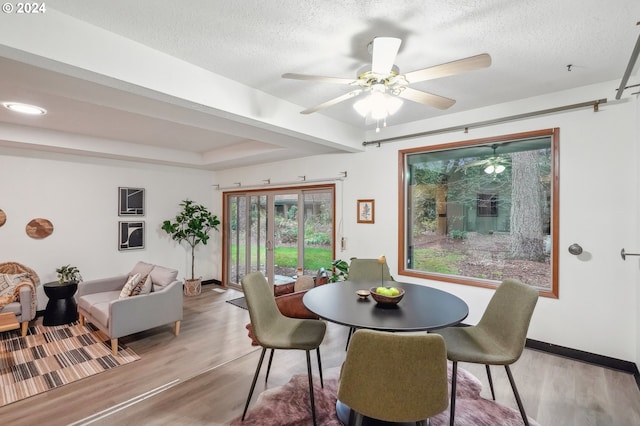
{"left": 0, "top": 149, "right": 219, "bottom": 309}
{"left": 214, "top": 82, "right": 640, "bottom": 363}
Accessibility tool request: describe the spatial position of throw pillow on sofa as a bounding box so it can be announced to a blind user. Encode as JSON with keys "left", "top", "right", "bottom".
{"left": 294, "top": 275, "right": 315, "bottom": 292}
{"left": 130, "top": 261, "right": 155, "bottom": 277}
{"left": 119, "top": 273, "right": 141, "bottom": 299}
{"left": 150, "top": 266, "right": 178, "bottom": 289}
{"left": 130, "top": 274, "right": 152, "bottom": 296}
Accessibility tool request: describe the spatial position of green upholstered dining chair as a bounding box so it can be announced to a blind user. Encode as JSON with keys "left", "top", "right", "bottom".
{"left": 343, "top": 257, "right": 394, "bottom": 349}
{"left": 348, "top": 257, "right": 393, "bottom": 282}
{"left": 338, "top": 329, "right": 449, "bottom": 425}
{"left": 434, "top": 278, "right": 539, "bottom": 426}
{"left": 240, "top": 271, "right": 327, "bottom": 426}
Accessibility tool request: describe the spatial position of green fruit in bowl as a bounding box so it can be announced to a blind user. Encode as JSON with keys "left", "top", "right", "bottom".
{"left": 375, "top": 287, "right": 399, "bottom": 296}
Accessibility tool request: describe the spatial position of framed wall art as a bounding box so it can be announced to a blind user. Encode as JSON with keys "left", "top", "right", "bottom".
{"left": 118, "top": 187, "right": 145, "bottom": 216}
{"left": 119, "top": 221, "right": 145, "bottom": 250}
{"left": 357, "top": 199, "right": 375, "bottom": 224}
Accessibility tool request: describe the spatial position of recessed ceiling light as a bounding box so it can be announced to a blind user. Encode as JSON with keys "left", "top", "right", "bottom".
{"left": 2, "top": 102, "right": 47, "bottom": 115}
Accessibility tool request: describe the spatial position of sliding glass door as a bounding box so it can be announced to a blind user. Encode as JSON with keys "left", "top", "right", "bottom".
{"left": 225, "top": 185, "right": 334, "bottom": 288}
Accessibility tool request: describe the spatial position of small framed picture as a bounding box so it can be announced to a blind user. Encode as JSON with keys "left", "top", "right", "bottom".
{"left": 357, "top": 199, "right": 375, "bottom": 224}
{"left": 119, "top": 187, "right": 145, "bottom": 216}
{"left": 119, "top": 221, "right": 145, "bottom": 250}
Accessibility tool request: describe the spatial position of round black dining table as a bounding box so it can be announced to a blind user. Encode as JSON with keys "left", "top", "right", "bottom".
{"left": 303, "top": 280, "right": 469, "bottom": 332}
{"left": 304, "top": 280, "right": 469, "bottom": 425}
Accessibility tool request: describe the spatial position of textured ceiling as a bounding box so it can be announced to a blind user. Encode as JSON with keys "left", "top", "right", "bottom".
{"left": 0, "top": 0, "right": 638, "bottom": 169}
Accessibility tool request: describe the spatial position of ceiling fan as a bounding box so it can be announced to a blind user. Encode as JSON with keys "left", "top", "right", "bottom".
{"left": 458, "top": 144, "right": 510, "bottom": 176}
{"left": 282, "top": 37, "right": 491, "bottom": 126}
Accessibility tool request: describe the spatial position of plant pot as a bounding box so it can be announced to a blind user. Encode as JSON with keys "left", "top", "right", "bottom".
{"left": 184, "top": 278, "right": 202, "bottom": 296}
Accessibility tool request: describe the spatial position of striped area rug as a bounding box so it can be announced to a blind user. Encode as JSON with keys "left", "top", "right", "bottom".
{"left": 0, "top": 322, "right": 139, "bottom": 406}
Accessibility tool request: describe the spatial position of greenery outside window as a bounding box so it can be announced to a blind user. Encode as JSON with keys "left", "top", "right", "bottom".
{"left": 399, "top": 129, "right": 559, "bottom": 298}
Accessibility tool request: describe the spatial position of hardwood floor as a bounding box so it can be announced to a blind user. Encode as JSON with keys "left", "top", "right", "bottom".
{"left": 2, "top": 286, "right": 639, "bottom": 425}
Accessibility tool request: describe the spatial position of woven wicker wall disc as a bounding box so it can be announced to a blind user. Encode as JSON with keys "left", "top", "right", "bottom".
{"left": 26, "top": 218, "right": 54, "bottom": 239}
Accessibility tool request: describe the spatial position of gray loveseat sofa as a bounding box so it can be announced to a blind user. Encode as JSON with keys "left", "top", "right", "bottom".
{"left": 77, "top": 261, "right": 183, "bottom": 355}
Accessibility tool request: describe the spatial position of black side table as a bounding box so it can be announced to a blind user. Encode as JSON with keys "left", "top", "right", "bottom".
{"left": 43, "top": 281, "right": 78, "bottom": 326}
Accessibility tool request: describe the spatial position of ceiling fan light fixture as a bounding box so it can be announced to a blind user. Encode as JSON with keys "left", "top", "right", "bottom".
{"left": 385, "top": 95, "right": 403, "bottom": 115}
{"left": 370, "top": 89, "right": 388, "bottom": 120}
{"left": 353, "top": 97, "right": 371, "bottom": 117}
{"left": 353, "top": 84, "right": 403, "bottom": 120}
{"left": 484, "top": 164, "right": 505, "bottom": 175}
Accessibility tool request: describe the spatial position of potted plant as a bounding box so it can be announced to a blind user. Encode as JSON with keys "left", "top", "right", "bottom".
{"left": 328, "top": 259, "right": 349, "bottom": 282}
{"left": 56, "top": 264, "right": 82, "bottom": 285}
{"left": 162, "top": 199, "right": 220, "bottom": 296}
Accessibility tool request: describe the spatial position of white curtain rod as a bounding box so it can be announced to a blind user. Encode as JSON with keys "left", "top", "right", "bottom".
{"left": 362, "top": 98, "right": 607, "bottom": 146}
{"left": 214, "top": 172, "right": 347, "bottom": 191}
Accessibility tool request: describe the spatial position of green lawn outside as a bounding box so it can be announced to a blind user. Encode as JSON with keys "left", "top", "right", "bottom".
{"left": 230, "top": 245, "right": 333, "bottom": 270}
{"left": 412, "top": 248, "right": 464, "bottom": 274}
{"left": 230, "top": 245, "right": 459, "bottom": 274}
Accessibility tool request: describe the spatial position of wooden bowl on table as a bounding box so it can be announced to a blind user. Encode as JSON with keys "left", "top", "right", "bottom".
{"left": 356, "top": 289, "right": 371, "bottom": 299}
{"left": 369, "top": 287, "right": 405, "bottom": 305}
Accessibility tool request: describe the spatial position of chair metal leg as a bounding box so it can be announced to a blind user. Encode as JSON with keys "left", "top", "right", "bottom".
{"left": 505, "top": 365, "right": 529, "bottom": 426}
{"left": 265, "top": 348, "right": 275, "bottom": 383}
{"left": 242, "top": 347, "right": 267, "bottom": 421}
{"left": 316, "top": 347, "right": 324, "bottom": 388}
{"left": 485, "top": 364, "right": 496, "bottom": 400}
{"left": 449, "top": 361, "right": 458, "bottom": 426}
{"left": 345, "top": 326, "right": 355, "bottom": 350}
{"left": 306, "top": 350, "right": 318, "bottom": 426}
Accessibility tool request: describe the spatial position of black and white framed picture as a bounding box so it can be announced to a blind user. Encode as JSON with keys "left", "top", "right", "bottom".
{"left": 118, "top": 187, "right": 145, "bottom": 216}
{"left": 119, "top": 221, "right": 145, "bottom": 250}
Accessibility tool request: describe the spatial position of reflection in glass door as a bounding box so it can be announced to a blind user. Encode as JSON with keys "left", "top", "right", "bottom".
{"left": 302, "top": 191, "right": 333, "bottom": 276}
{"left": 273, "top": 193, "right": 299, "bottom": 283}
{"left": 227, "top": 194, "right": 268, "bottom": 285}
{"left": 225, "top": 186, "right": 334, "bottom": 288}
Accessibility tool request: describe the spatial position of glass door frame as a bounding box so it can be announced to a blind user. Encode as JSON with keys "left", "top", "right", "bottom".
{"left": 222, "top": 184, "right": 336, "bottom": 290}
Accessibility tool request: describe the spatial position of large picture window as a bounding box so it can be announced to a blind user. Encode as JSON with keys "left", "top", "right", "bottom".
{"left": 399, "top": 129, "right": 559, "bottom": 297}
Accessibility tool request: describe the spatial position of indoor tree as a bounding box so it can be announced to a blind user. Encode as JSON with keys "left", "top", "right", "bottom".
{"left": 162, "top": 199, "right": 220, "bottom": 295}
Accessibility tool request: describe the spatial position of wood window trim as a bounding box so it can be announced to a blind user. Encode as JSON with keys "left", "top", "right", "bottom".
{"left": 397, "top": 128, "right": 559, "bottom": 298}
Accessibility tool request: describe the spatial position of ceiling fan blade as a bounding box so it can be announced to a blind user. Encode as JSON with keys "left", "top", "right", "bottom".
{"left": 403, "top": 53, "right": 492, "bottom": 84}
{"left": 371, "top": 37, "right": 402, "bottom": 76}
{"left": 397, "top": 87, "right": 456, "bottom": 110}
{"left": 300, "top": 89, "right": 362, "bottom": 114}
{"left": 282, "top": 73, "right": 355, "bottom": 85}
